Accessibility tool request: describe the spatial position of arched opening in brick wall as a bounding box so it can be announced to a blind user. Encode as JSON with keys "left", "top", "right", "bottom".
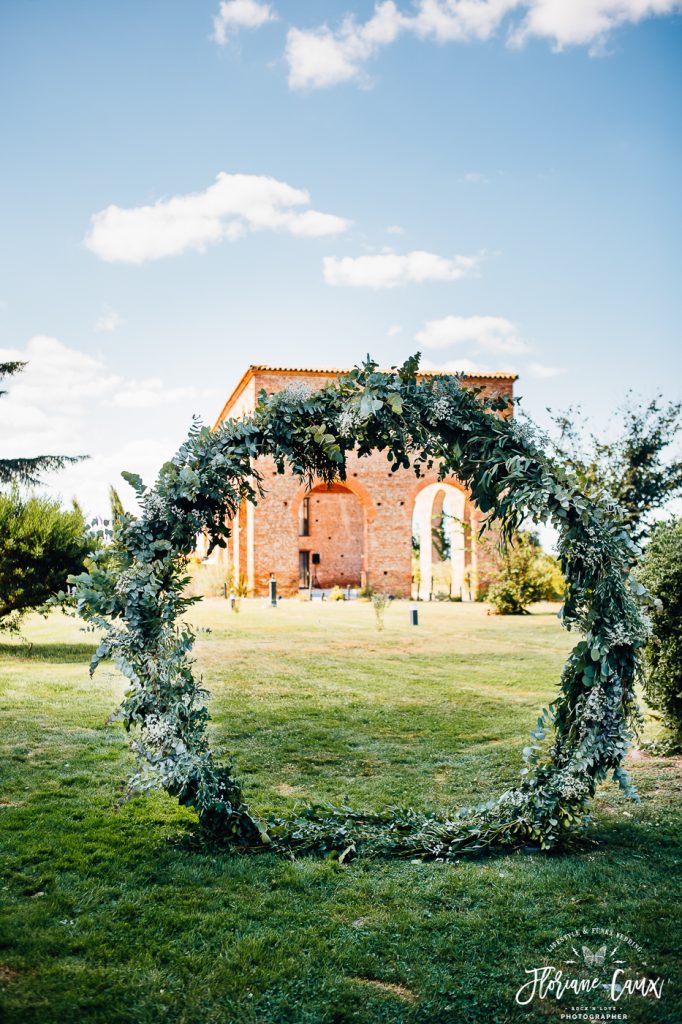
{"left": 297, "top": 482, "right": 367, "bottom": 591}
{"left": 411, "top": 482, "right": 469, "bottom": 600}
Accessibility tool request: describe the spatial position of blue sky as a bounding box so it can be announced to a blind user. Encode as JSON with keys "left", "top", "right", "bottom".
{"left": 0, "top": 0, "right": 680, "bottom": 514}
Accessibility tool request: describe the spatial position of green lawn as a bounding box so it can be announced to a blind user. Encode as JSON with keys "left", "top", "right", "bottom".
{"left": 1, "top": 600, "right": 680, "bottom": 1023}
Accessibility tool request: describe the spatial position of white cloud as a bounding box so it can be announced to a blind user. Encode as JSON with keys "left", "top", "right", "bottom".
{"left": 415, "top": 315, "right": 529, "bottom": 354}
{"left": 109, "top": 379, "right": 215, "bottom": 409}
{"left": 420, "top": 356, "right": 493, "bottom": 375}
{"left": 386, "top": 224, "right": 404, "bottom": 235}
{"left": 323, "top": 249, "right": 479, "bottom": 288}
{"left": 0, "top": 337, "right": 120, "bottom": 442}
{"left": 285, "top": 209, "right": 351, "bottom": 238}
{"left": 527, "top": 361, "right": 566, "bottom": 378}
{"left": 85, "top": 172, "right": 350, "bottom": 264}
{"left": 95, "top": 306, "right": 125, "bottom": 333}
{"left": 0, "top": 337, "right": 218, "bottom": 515}
{"left": 418, "top": 321, "right": 566, "bottom": 378}
{"left": 48, "top": 439, "right": 176, "bottom": 519}
{"left": 286, "top": 1, "right": 405, "bottom": 89}
{"left": 509, "top": 0, "right": 682, "bottom": 51}
{"left": 212, "top": 0, "right": 277, "bottom": 45}
{"left": 387, "top": 324, "right": 403, "bottom": 336}
{"left": 286, "top": 1, "right": 682, "bottom": 88}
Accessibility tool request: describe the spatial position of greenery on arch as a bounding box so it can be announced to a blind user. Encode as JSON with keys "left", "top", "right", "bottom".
{"left": 70, "top": 356, "right": 650, "bottom": 859}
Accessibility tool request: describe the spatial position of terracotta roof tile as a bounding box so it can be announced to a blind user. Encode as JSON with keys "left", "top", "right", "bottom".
{"left": 249, "top": 363, "right": 518, "bottom": 380}
{"left": 214, "top": 363, "right": 517, "bottom": 427}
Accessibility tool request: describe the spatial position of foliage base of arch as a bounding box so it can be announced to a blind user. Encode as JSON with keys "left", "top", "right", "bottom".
{"left": 71, "top": 357, "right": 648, "bottom": 860}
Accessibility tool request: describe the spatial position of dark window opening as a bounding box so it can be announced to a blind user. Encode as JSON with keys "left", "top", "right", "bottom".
{"left": 299, "top": 550, "right": 310, "bottom": 589}
{"left": 299, "top": 496, "right": 310, "bottom": 537}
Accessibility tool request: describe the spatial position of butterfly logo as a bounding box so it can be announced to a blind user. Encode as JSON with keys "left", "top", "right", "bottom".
{"left": 565, "top": 944, "right": 626, "bottom": 969}
{"left": 581, "top": 945, "right": 607, "bottom": 968}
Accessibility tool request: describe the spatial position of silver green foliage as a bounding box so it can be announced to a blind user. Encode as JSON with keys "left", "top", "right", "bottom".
{"left": 70, "top": 356, "right": 650, "bottom": 858}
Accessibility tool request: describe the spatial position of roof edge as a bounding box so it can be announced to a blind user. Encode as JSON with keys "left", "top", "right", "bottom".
{"left": 214, "top": 363, "right": 518, "bottom": 428}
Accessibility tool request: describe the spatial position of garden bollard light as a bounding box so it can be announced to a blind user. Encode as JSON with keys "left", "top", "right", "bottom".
{"left": 269, "top": 575, "right": 277, "bottom": 607}
{"left": 410, "top": 606, "right": 419, "bottom": 626}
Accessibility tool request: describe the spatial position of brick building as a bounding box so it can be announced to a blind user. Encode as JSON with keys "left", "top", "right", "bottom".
{"left": 201, "top": 365, "right": 516, "bottom": 599}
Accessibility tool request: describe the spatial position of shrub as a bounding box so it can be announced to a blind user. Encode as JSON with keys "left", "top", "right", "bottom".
{"left": 372, "top": 592, "right": 389, "bottom": 630}
{"left": 536, "top": 551, "right": 565, "bottom": 601}
{"left": 486, "top": 531, "right": 564, "bottom": 615}
{"left": 329, "top": 586, "right": 346, "bottom": 601}
{"left": 0, "top": 490, "right": 91, "bottom": 632}
{"left": 185, "top": 560, "right": 228, "bottom": 598}
{"left": 638, "top": 517, "right": 682, "bottom": 750}
{"left": 185, "top": 563, "right": 249, "bottom": 602}
{"left": 227, "top": 569, "right": 249, "bottom": 598}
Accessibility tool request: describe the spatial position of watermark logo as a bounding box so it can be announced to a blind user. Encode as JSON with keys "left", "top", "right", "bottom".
{"left": 515, "top": 927, "right": 666, "bottom": 1021}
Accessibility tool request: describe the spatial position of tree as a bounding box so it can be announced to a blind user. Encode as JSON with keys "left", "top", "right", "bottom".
{"left": 0, "top": 490, "right": 91, "bottom": 632}
{"left": 109, "top": 485, "right": 125, "bottom": 525}
{"left": 0, "top": 361, "right": 85, "bottom": 486}
{"left": 486, "top": 531, "right": 564, "bottom": 615}
{"left": 548, "top": 393, "right": 682, "bottom": 544}
{"left": 638, "top": 518, "right": 682, "bottom": 751}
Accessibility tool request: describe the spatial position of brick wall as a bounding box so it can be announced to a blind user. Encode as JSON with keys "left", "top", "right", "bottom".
{"left": 211, "top": 366, "right": 515, "bottom": 597}
{"left": 302, "top": 484, "right": 364, "bottom": 589}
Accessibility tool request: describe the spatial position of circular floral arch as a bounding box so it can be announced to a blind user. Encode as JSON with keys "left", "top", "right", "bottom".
{"left": 73, "top": 357, "right": 648, "bottom": 859}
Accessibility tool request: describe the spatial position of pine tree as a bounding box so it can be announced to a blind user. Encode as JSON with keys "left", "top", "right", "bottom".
{"left": 109, "top": 485, "right": 126, "bottom": 525}
{"left": 0, "top": 361, "right": 86, "bottom": 486}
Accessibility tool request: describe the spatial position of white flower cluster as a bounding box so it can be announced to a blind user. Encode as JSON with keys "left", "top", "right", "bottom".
{"left": 279, "top": 382, "right": 313, "bottom": 404}
{"left": 573, "top": 680, "right": 630, "bottom": 760}
{"left": 142, "top": 714, "right": 175, "bottom": 746}
{"left": 508, "top": 415, "right": 549, "bottom": 452}
{"left": 431, "top": 395, "right": 453, "bottom": 421}
{"left": 581, "top": 683, "right": 610, "bottom": 723}
{"left": 338, "top": 405, "right": 361, "bottom": 435}
{"left": 142, "top": 493, "right": 171, "bottom": 519}
{"left": 556, "top": 767, "right": 591, "bottom": 802}
{"left": 497, "top": 788, "right": 528, "bottom": 810}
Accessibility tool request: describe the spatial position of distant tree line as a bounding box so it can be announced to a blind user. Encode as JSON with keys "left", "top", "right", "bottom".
{"left": 0, "top": 361, "right": 90, "bottom": 633}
